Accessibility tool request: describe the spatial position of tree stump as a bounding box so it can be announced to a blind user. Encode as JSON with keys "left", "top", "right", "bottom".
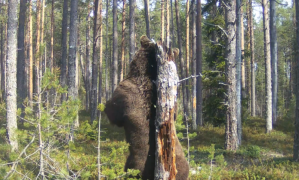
{"left": 154, "top": 41, "right": 179, "bottom": 180}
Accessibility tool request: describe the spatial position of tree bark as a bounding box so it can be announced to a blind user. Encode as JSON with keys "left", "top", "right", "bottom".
{"left": 68, "top": 0, "right": 79, "bottom": 130}
{"left": 85, "top": 6, "right": 91, "bottom": 110}
{"left": 171, "top": 0, "right": 175, "bottom": 45}
{"left": 196, "top": 0, "right": 203, "bottom": 126}
{"left": 28, "top": 0, "right": 33, "bottom": 106}
{"left": 262, "top": 0, "right": 272, "bottom": 133}
{"left": 241, "top": 5, "right": 246, "bottom": 96}
{"left": 91, "top": 0, "right": 99, "bottom": 122}
{"left": 249, "top": 0, "right": 255, "bottom": 116}
{"left": 129, "top": 0, "right": 135, "bottom": 63}
{"left": 154, "top": 42, "right": 178, "bottom": 180}
{"left": 293, "top": 0, "right": 299, "bottom": 161}
{"left": 40, "top": 0, "right": 45, "bottom": 78}
{"left": 35, "top": 0, "right": 42, "bottom": 120}
{"left": 98, "top": 0, "right": 103, "bottom": 117}
{"left": 186, "top": 0, "right": 190, "bottom": 107}
{"left": 236, "top": 0, "right": 242, "bottom": 146}
{"left": 17, "top": 0, "right": 27, "bottom": 113}
{"left": 120, "top": 0, "right": 126, "bottom": 82}
{"left": 6, "top": 0, "right": 18, "bottom": 152}
{"left": 105, "top": 0, "right": 110, "bottom": 101}
{"left": 0, "top": 15, "right": 4, "bottom": 101}
{"left": 225, "top": 0, "right": 238, "bottom": 151}
{"left": 144, "top": 0, "right": 150, "bottom": 38}
{"left": 161, "top": 0, "right": 165, "bottom": 41}
{"left": 50, "top": 0, "right": 55, "bottom": 72}
{"left": 270, "top": 0, "right": 277, "bottom": 125}
{"left": 175, "top": 0, "right": 189, "bottom": 119}
{"left": 61, "top": 0, "right": 68, "bottom": 102}
{"left": 166, "top": 0, "right": 170, "bottom": 43}
{"left": 192, "top": 0, "right": 197, "bottom": 129}
{"left": 112, "top": 0, "right": 118, "bottom": 92}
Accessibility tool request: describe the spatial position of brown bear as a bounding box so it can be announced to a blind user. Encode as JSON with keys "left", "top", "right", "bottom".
{"left": 104, "top": 36, "right": 189, "bottom": 180}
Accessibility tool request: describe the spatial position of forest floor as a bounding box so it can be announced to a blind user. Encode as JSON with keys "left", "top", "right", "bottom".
{"left": 76, "top": 109, "right": 299, "bottom": 179}
{"left": 1, "top": 109, "right": 299, "bottom": 179}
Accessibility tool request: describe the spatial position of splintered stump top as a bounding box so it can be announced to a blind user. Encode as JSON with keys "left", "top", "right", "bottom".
{"left": 154, "top": 40, "right": 179, "bottom": 180}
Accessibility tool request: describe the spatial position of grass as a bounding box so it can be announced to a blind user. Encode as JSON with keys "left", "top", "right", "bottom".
{"left": 0, "top": 108, "right": 299, "bottom": 179}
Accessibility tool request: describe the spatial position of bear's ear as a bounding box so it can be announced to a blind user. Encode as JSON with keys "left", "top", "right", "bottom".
{"left": 173, "top": 48, "right": 180, "bottom": 59}
{"left": 140, "top": 35, "right": 152, "bottom": 48}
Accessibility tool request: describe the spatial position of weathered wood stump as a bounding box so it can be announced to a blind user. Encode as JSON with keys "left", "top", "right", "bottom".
{"left": 154, "top": 41, "right": 179, "bottom": 180}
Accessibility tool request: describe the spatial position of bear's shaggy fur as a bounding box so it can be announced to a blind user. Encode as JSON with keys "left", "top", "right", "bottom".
{"left": 104, "top": 36, "right": 189, "bottom": 180}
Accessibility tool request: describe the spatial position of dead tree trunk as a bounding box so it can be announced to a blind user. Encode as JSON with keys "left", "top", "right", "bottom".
{"left": 154, "top": 42, "right": 178, "bottom": 179}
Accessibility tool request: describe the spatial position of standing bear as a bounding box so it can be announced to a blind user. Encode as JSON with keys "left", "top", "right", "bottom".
{"left": 104, "top": 36, "right": 189, "bottom": 180}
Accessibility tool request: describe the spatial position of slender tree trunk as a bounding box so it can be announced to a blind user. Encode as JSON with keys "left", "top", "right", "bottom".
{"left": 144, "top": 0, "right": 150, "bottom": 38}
{"left": 175, "top": 0, "right": 189, "bottom": 118}
{"left": 154, "top": 41, "right": 178, "bottom": 180}
{"left": 0, "top": 18, "right": 3, "bottom": 101}
{"left": 270, "top": 0, "right": 277, "bottom": 125}
{"left": 120, "top": 0, "right": 126, "bottom": 82}
{"left": 171, "top": 0, "right": 175, "bottom": 45}
{"left": 68, "top": 0, "right": 79, "bottom": 131}
{"left": 166, "top": 0, "right": 170, "bottom": 43}
{"left": 17, "top": 0, "right": 27, "bottom": 113}
{"left": 41, "top": 0, "right": 45, "bottom": 76}
{"left": 186, "top": 0, "right": 190, "bottom": 110}
{"left": 196, "top": 0, "right": 203, "bottom": 126}
{"left": 225, "top": 0, "right": 238, "bottom": 151}
{"left": 61, "top": 0, "right": 68, "bottom": 102}
{"left": 91, "top": 0, "right": 100, "bottom": 122}
{"left": 249, "top": 0, "right": 255, "bottom": 116}
{"left": 98, "top": 0, "right": 103, "bottom": 117}
{"left": 85, "top": 6, "right": 91, "bottom": 110}
{"left": 51, "top": 0, "right": 55, "bottom": 72}
{"left": 28, "top": 0, "right": 33, "bottom": 106}
{"left": 241, "top": 5, "right": 246, "bottom": 96}
{"left": 293, "top": 0, "right": 299, "bottom": 161}
{"left": 236, "top": 0, "right": 242, "bottom": 146}
{"left": 105, "top": 0, "right": 109, "bottom": 101}
{"left": 192, "top": 1, "right": 197, "bottom": 129}
{"left": 262, "top": 0, "right": 272, "bottom": 133}
{"left": 161, "top": 0, "right": 165, "bottom": 41}
{"left": 129, "top": 0, "right": 135, "bottom": 63}
{"left": 112, "top": 0, "right": 118, "bottom": 92}
{"left": 35, "top": 0, "right": 42, "bottom": 120}
{"left": 6, "top": 0, "right": 18, "bottom": 152}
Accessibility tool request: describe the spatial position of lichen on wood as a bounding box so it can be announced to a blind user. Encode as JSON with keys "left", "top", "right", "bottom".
{"left": 154, "top": 40, "right": 179, "bottom": 180}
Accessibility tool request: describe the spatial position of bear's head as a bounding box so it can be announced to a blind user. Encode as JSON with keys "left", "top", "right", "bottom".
{"left": 126, "top": 35, "right": 157, "bottom": 81}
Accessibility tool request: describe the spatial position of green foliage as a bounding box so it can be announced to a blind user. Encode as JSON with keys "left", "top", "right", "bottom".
{"left": 239, "top": 145, "right": 262, "bottom": 158}
{"left": 97, "top": 103, "right": 105, "bottom": 112}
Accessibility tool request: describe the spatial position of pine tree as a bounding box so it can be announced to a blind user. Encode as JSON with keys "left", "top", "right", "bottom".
{"left": 262, "top": 0, "right": 272, "bottom": 133}
{"left": 224, "top": 0, "right": 238, "bottom": 151}
{"left": 6, "top": 0, "right": 19, "bottom": 152}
